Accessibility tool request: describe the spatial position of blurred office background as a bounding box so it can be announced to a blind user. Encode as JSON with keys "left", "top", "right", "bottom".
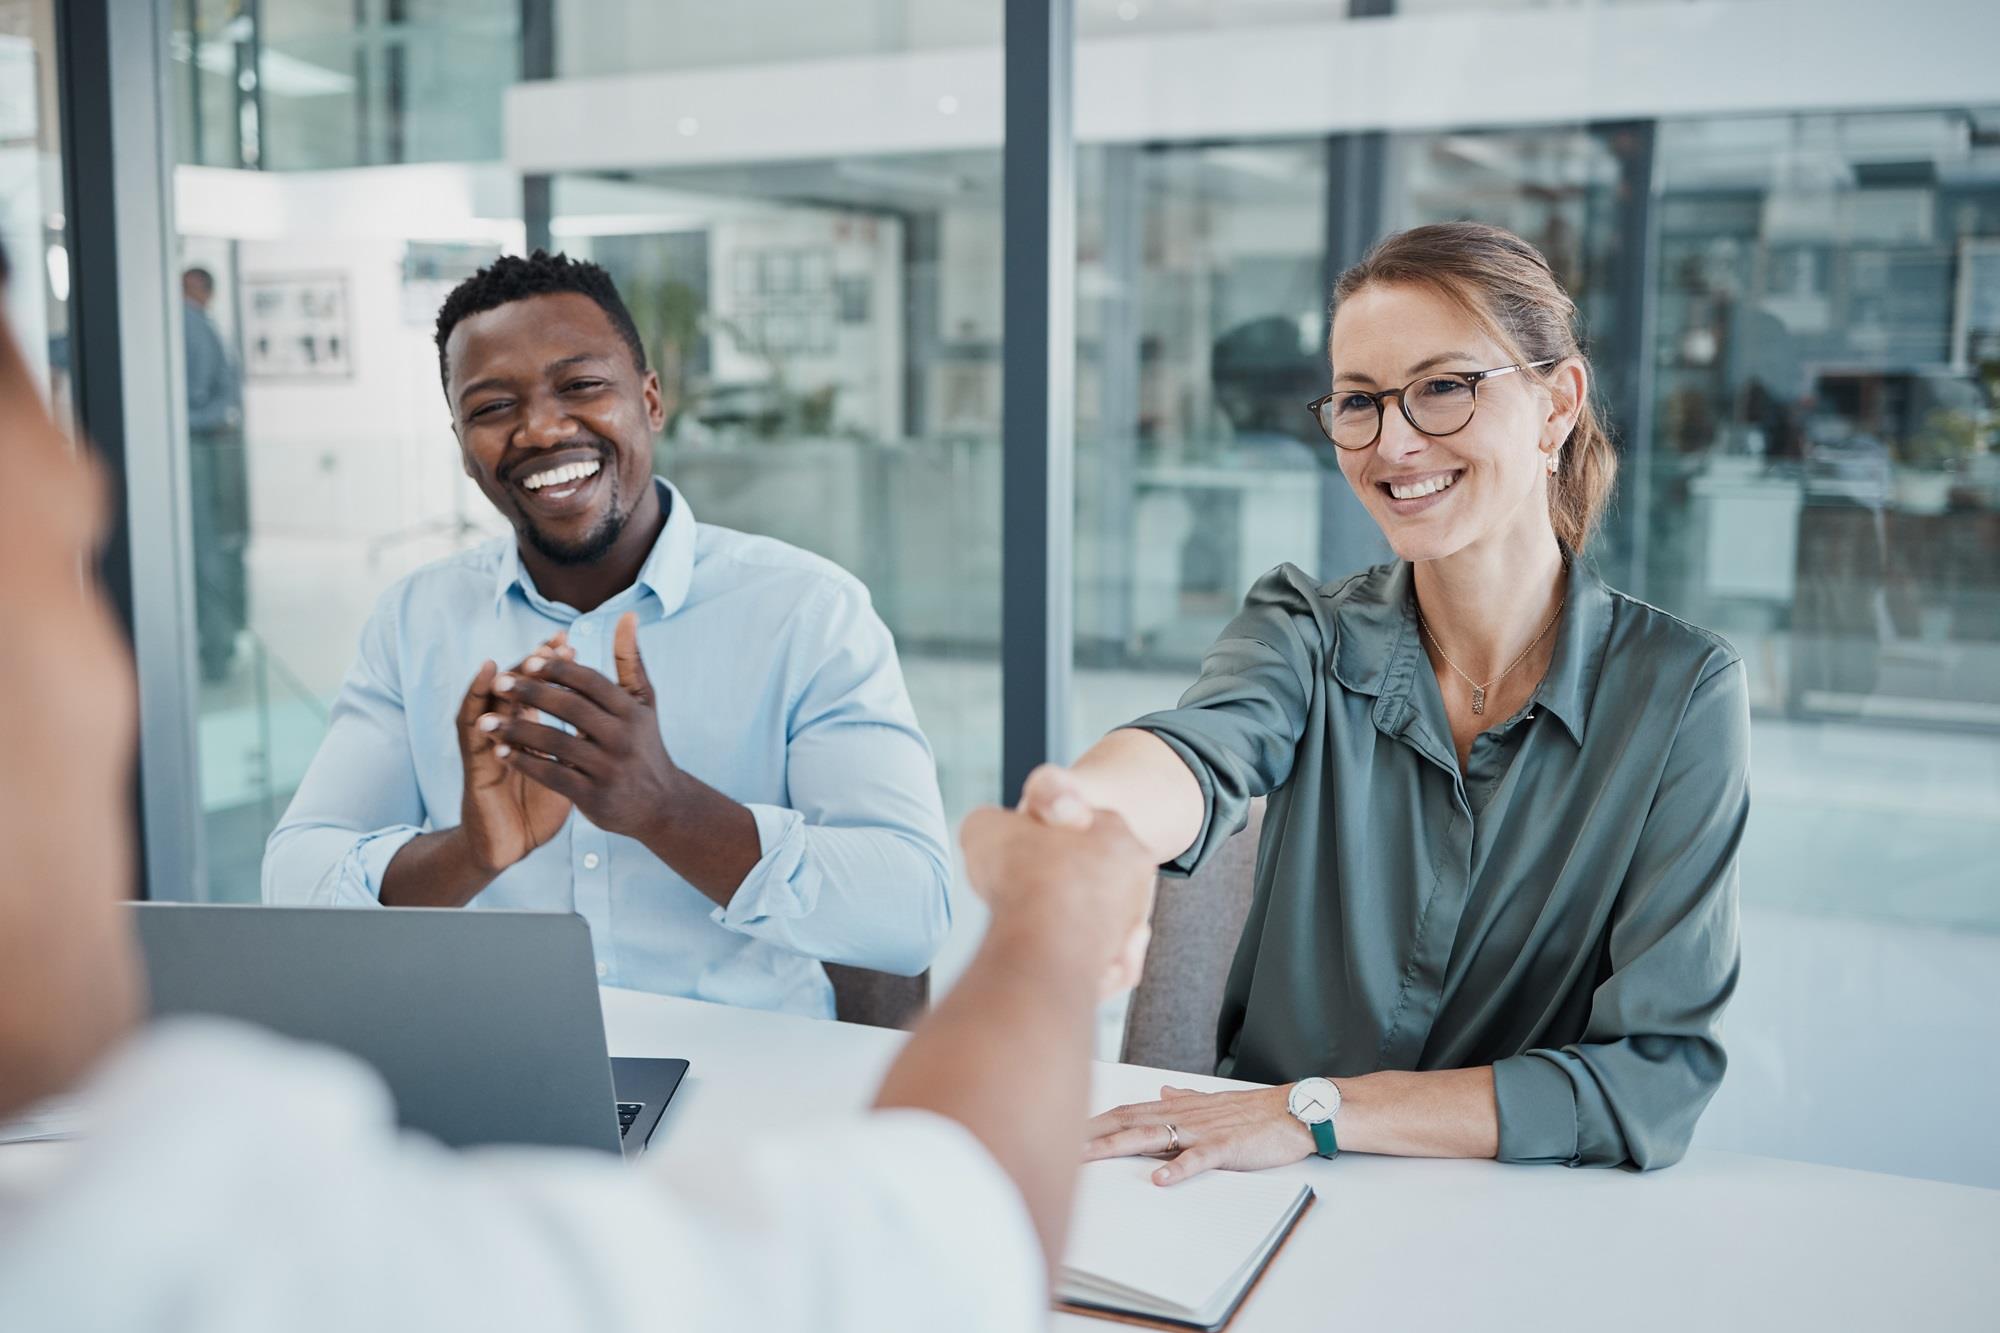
{"left": 8, "top": 0, "right": 1997, "bottom": 1187}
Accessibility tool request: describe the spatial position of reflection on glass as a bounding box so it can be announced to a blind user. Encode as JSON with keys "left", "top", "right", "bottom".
{"left": 1073, "top": 139, "right": 1390, "bottom": 746}
{"left": 1645, "top": 111, "right": 2000, "bottom": 936}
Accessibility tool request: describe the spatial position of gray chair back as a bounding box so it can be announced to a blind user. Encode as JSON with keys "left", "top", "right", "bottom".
{"left": 1119, "top": 799, "right": 1265, "bottom": 1074}
{"left": 826, "top": 963, "right": 929, "bottom": 1030}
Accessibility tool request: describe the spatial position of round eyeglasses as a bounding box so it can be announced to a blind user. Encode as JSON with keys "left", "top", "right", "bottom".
{"left": 1306, "top": 360, "right": 1557, "bottom": 451}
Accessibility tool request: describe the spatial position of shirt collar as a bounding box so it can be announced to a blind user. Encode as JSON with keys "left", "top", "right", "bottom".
{"left": 1328, "top": 561, "right": 1417, "bottom": 701}
{"left": 1329, "top": 554, "right": 1612, "bottom": 745}
{"left": 491, "top": 477, "right": 697, "bottom": 619}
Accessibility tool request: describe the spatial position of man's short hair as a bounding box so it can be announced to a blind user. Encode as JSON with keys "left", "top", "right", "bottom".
{"left": 183, "top": 266, "right": 214, "bottom": 290}
{"left": 433, "top": 249, "right": 648, "bottom": 394}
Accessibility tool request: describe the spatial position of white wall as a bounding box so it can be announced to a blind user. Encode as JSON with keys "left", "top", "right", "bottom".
{"left": 230, "top": 233, "right": 470, "bottom": 542}
{"left": 175, "top": 162, "right": 524, "bottom": 545}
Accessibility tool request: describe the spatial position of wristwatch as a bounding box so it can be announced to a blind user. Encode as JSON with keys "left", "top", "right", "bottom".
{"left": 1287, "top": 1077, "right": 1341, "bottom": 1159}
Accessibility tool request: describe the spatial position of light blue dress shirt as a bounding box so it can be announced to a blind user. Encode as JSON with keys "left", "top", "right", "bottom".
{"left": 264, "top": 480, "right": 952, "bottom": 1019}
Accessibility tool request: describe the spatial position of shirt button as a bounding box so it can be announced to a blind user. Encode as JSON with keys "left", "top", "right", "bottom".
{"left": 583, "top": 852, "right": 601, "bottom": 870}
{"left": 596, "top": 961, "right": 610, "bottom": 979}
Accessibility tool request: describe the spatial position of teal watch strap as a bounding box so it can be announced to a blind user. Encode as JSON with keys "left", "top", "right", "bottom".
{"left": 1310, "top": 1118, "right": 1338, "bottom": 1159}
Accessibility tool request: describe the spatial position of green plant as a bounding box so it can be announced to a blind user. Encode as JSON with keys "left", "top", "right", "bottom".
{"left": 625, "top": 277, "right": 705, "bottom": 432}
{"left": 1906, "top": 408, "right": 1985, "bottom": 470}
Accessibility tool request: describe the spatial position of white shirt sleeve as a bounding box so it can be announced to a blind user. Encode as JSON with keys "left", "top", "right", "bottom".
{"left": 0, "top": 1021, "right": 1046, "bottom": 1333}
{"left": 550, "top": 1108, "right": 1047, "bottom": 1333}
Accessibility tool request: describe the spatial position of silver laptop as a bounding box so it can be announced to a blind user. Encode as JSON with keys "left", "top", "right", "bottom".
{"left": 129, "top": 904, "right": 686, "bottom": 1157}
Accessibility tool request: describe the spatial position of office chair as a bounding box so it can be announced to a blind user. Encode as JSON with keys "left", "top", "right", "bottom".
{"left": 826, "top": 963, "right": 929, "bottom": 1030}
{"left": 1119, "top": 799, "right": 1264, "bottom": 1075}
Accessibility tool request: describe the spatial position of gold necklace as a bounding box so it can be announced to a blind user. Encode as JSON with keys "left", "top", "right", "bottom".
{"left": 1415, "top": 594, "right": 1566, "bottom": 716}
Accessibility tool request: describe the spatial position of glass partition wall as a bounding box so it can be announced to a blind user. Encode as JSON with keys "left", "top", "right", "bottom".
{"left": 107, "top": 0, "right": 2000, "bottom": 1187}
{"left": 160, "top": 4, "right": 1009, "bottom": 1000}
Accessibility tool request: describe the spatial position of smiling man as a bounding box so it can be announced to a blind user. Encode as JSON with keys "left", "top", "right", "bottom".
{"left": 264, "top": 251, "right": 951, "bottom": 1017}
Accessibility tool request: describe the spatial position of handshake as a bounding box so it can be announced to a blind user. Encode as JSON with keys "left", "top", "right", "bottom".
{"left": 960, "top": 764, "right": 1158, "bottom": 1001}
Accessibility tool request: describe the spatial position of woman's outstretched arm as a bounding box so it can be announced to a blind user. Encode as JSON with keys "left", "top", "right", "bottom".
{"left": 1018, "top": 730, "right": 1204, "bottom": 865}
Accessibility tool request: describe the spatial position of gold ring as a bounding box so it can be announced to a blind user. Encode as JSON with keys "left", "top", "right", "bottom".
{"left": 1164, "top": 1122, "right": 1181, "bottom": 1153}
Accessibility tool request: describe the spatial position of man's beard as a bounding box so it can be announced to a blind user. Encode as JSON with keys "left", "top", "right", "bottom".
{"left": 521, "top": 471, "right": 628, "bottom": 566}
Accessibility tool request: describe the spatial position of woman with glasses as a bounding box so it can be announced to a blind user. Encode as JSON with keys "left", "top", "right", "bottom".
{"left": 1028, "top": 221, "right": 1747, "bottom": 1176}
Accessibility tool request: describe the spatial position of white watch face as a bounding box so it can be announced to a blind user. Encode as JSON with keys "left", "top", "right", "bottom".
{"left": 1288, "top": 1077, "right": 1339, "bottom": 1125}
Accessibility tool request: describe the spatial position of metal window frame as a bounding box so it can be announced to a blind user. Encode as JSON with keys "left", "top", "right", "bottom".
{"left": 1320, "top": 130, "right": 1388, "bottom": 578}
{"left": 521, "top": 0, "right": 554, "bottom": 250}
{"left": 1001, "top": 0, "right": 1076, "bottom": 802}
{"left": 1592, "top": 118, "right": 1660, "bottom": 596}
{"left": 57, "top": 0, "right": 203, "bottom": 901}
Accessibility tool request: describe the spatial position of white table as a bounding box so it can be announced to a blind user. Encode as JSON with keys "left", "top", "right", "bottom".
{"left": 603, "top": 988, "right": 2000, "bottom": 1332}
{"left": 5, "top": 991, "right": 1995, "bottom": 1329}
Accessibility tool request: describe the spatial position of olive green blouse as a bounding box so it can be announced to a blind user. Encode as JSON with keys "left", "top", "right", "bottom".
{"left": 1129, "top": 560, "right": 1746, "bottom": 1169}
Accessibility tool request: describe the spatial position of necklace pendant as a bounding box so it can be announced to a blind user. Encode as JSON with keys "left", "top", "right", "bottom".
{"left": 1471, "top": 687, "right": 1486, "bottom": 715}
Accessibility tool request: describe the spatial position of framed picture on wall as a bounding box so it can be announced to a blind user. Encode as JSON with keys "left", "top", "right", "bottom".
{"left": 243, "top": 273, "right": 352, "bottom": 379}
{"left": 400, "top": 242, "right": 493, "bottom": 326}
{"left": 1953, "top": 237, "right": 2000, "bottom": 369}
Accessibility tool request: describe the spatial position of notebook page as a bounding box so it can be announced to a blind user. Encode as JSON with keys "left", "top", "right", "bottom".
{"left": 1061, "top": 1158, "right": 1308, "bottom": 1316}
{"left": 0, "top": 1094, "right": 86, "bottom": 1145}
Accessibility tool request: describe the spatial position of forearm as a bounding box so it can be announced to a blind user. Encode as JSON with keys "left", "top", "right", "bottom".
{"left": 638, "top": 771, "right": 762, "bottom": 907}
{"left": 1066, "top": 730, "right": 1205, "bottom": 865}
{"left": 873, "top": 917, "right": 1101, "bottom": 1282}
{"left": 1337, "top": 1065, "right": 1499, "bottom": 1160}
{"left": 379, "top": 827, "right": 500, "bottom": 908}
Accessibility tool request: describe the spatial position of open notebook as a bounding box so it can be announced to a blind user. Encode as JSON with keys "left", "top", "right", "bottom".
{"left": 0, "top": 1095, "right": 86, "bottom": 1146}
{"left": 1059, "top": 1158, "right": 1315, "bottom": 1332}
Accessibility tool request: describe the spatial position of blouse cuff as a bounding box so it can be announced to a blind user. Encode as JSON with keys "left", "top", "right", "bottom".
{"left": 1124, "top": 724, "right": 1221, "bottom": 877}
{"left": 1493, "top": 1052, "right": 1582, "bottom": 1166}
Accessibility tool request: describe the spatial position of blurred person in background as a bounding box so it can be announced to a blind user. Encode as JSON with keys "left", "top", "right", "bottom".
{"left": 182, "top": 264, "right": 247, "bottom": 684}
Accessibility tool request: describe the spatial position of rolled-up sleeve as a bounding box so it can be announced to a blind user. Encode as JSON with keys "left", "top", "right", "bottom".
{"left": 262, "top": 591, "right": 425, "bottom": 907}
{"left": 711, "top": 578, "right": 952, "bottom": 976}
{"left": 1125, "top": 565, "right": 1320, "bottom": 876}
{"left": 1495, "top": 657, "right": 1748, "bottom": 1169}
